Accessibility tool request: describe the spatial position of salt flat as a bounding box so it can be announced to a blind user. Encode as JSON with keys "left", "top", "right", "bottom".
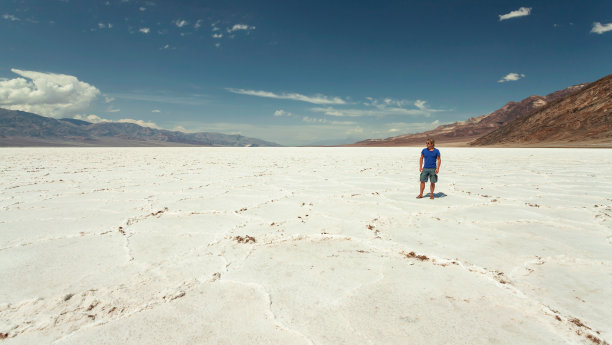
{"left": 1, "top": 147, "right": 611, "bottom": 345}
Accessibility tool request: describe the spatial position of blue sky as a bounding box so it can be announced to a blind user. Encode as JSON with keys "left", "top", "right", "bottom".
{"left": 1, "top": 0, "right": 611, "bottom": 145}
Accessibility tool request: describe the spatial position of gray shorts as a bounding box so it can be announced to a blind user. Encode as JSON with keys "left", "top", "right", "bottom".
{"left": 420, "top": 168, "right": 438, "bottom": 183}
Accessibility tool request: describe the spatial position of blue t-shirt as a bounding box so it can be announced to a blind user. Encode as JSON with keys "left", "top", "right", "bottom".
{"left": 421, "top": 148, "right": 440, "bottom": 169}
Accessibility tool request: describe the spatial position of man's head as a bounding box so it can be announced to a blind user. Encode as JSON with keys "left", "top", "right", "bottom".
{"left": 426, "top": 138, "right": 435, "bottom": 148}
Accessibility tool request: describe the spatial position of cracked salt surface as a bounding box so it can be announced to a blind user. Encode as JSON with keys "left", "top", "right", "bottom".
{"left": 1, "top": 147, "right": 611, "bottom": 344}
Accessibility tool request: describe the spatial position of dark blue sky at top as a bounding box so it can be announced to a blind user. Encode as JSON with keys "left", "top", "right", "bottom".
{"left": 1, "top": 0, "right": 610, "bottom": 145}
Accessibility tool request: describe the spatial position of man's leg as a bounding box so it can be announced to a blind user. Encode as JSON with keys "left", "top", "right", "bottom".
{"left": 430, "top": 183, "right": 435, "bottom": 199}
{"left": 417, "top": 181, "right": 425, "bottom": 198}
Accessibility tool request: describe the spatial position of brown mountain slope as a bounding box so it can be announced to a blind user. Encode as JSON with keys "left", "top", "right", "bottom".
{"left": 350, "top": 83, "right": 587, "bottom": 147}
{"left": 471, "top": 74, "right": 612, "bottom": 147}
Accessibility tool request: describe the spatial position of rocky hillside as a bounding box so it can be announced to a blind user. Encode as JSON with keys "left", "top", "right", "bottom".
{"left": 352, "top": 83, "right": 587, "bottom": 147}
{"left": 0, "top": 109, "right": 281, "bottom": 147}
{"left": 472, "top": 74, "right": 612, "bottom": 146}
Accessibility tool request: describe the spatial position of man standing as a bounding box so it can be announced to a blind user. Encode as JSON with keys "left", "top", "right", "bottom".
{"left": 417, "top": 138, "right": 441, "bottom": 199}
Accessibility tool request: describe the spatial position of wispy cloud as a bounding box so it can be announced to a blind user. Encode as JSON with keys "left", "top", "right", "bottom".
{"left": 212, "top": 33, "right": 223, "bottom": 39}
{"left": 265, "top": 96, "right": 442, "bottom": 119}
{"left": 139, "top": 27, "right": 150, "bottom": 34}
{"left": 110, "top": 92, "right": 210, "bottom": 106}
{"left": 152, "top": 109, "right": 161, "bottom": 113}
{"left": 2, "top": 14, "right": 20, "bottom": 21}
{"left": 74, "top": 114, "right": 160, "bottom": 129}
{"left": 227, "top": 24, "right": 256, "bottom": 33}
{"left": 329, "top": 97, "right": 443, "bottom": 117}
{"left": 363, "top": 97, "right": 423, "bottom": 109}
{"left": 499, "top": 7, "right": 532, "bottom": 21}
{"left": 227, "top": 88, "right": 346, "bottom": 105}
{"left": 414, "top": 100, "right": 428, "bottom": 110}
{"left": 302, "top": 116, "right": 356, "bottom": 125}
{"left": 98, "top": 22, "right": 113, "bottom": 29}
{"left": 0, "top": 68, "right": 100, "bottom": 118}
{"left": 274, "top": 109, "right": 297, "bottom": 117}
{"left": 117, "top": 118, "right": 159, "bottom": 128}
{"left": 591, "top": 22, "right": 612, "bottom": 34}
{"left": 384, "top": 120, "right": 441, "bottom": 135}
{"left": 302, "top": 116, "right": 327, "bottom": 123}
{"left": 74, "top": 114, "right": 109, "bottom": 123}
{"left": 498, "top": 72, "right": 525, "bottom": 83}
{"left": 312, "top": 106, "right": 431, "bottom": 117}
{"left": 174, "top": 19, "right": 188, "bottom": 28}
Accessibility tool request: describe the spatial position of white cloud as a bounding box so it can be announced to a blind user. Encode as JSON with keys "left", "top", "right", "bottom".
{"left": 0, "top": 68, "right": 101, "bottom": 118}
{"left": 215, "top": 43, "right": 221, "bottom": 48}
{"left": 139, "top": 27, "right": 150, "bottom": 34}
{"left": 98, "top": 22, "right": 113, "bottom": 29}
{"left": 227, "top": 88, "right": 346, "bottom": 105}
{"left": 110, "top": 91, "right": 210, "bottom": 106}
{"left": 152, "top": 109, "right": 161, "bottom": 112}
{"left": 274, "top": 109, "right": 297, "bottom": 117}
{"left": 346, "top": 127, "right": 364, "bottom": 135}
{"left": 499, "top": 7, "right": 532, "bottom": 21}
{"left": 364, "top": 97, "right": 410, "bottom": 108}
{"left": 212, "top": 33, "right": 223, "bottom": 38}
{"left": 175, "top": 19, "right": 188, "bottom": 28}
{"left": 139, "top": 7, "right": 146, "bottom": 11}
{"left": 108, "top": 107, "right": 120, "bottom": 113}
{"left": 498, "top": 72, "right": 526, "bottom": 83}
{"left": 118, "top": 118, "right": 159, "bottom": 129}
{"left": 384, "top": 120, "right": 441, "bottom": 135}
{"left": 312, "top": 106, "right": 431, "bottom": 117}
{"left": 591, "top": 22, "right": 612, "bottom": 34}
{"left": 334, "top": 120, "right": 357, "bottom": 125}
{"left": 194, "top": 19, "right": 203, "bottom": 29}
{"left": 227, "top": 24, "right": 256, "bottom": 33}
{"left": 74, "top": 114, "right": 110, "bottom": 123}
{"left": 414, "top": 100, "right": 427, "bottom": 110}
{"left": 74, "top": 114, "right": 159, "bottom": 129}
{"left": 302, "top": 116, "right": 327, "bottom": 123}
{"left": 347, "top": 97, "right": 442, "bottom": 117}
{"left": 302, "top": 116, "right": 356, "bottom": 125}
{"left": 2, "top": 14, "right": 20, "bottom": 21}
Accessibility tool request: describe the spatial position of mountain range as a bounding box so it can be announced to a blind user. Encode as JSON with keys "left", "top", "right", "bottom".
{"left": 2, "top": 74, "right": 610, "bottom": 148}
{"left": 0, "top": 109, "right": 280, "bottom": 147}
{"left": 352, "top": 73, "right": 611, "bottom": 147}
{"left": 472, "top": 74, "right": 612, "bottom": 146}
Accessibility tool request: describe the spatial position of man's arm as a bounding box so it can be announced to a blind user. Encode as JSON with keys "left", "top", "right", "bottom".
{"left": 435, "top": 156, "right": 441, "bottom": 174}
{"left": 419, "top": 154, "right": 424, "bottom": 172}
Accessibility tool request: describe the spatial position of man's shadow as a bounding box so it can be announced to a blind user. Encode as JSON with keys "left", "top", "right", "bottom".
{"left": 427, "top": 192, "right": 447, "bottom": 198}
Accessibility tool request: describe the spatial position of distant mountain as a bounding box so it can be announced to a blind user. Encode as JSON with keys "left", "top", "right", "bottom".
{"left": 472, "top": 74, "right": 612, "bottom": 147}
{"left": 0, "top": 109, "right": 281, "bottom": 147}
{"left": 350, "top": 82, "right": 589, "bottom": 147}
